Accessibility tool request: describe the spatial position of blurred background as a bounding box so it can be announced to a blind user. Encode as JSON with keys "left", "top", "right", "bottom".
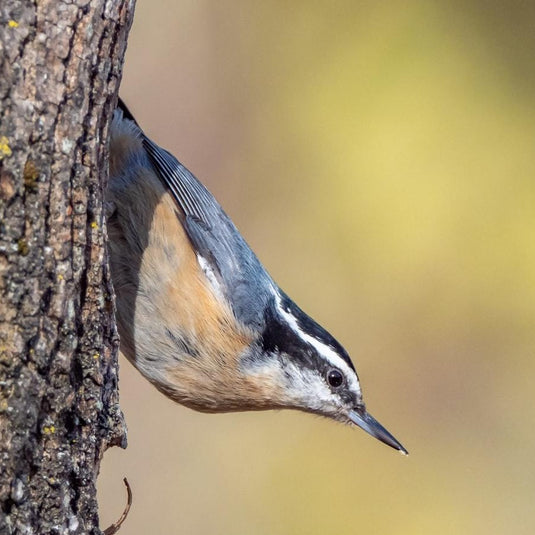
{"left": 98, "top": 1, "right": 535, "bottom": 533}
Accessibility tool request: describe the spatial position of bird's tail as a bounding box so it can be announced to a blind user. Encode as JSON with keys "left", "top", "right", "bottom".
{"left": 117, "top": 97, "right": 139, "bottom": 126}
{"left": 109, "top": 99, "right": 144, "bottom": 179}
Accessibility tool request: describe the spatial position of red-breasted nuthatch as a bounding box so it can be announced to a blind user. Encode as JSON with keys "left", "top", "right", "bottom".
{"left": 107, "top": 100, "right": 407, "bottom": 454}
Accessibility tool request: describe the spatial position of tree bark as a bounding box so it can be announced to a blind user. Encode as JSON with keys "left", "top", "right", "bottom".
{"left": 0, "top": 1, "right": 135, "bottom": 533}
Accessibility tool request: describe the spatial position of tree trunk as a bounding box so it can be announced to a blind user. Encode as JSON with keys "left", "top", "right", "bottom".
{"left": 0, "top": 1, "right": 135, "bottom": 533}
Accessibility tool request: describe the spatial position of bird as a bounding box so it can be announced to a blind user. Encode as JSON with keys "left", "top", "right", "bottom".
{"left": 106, "top": 99, "right": 407, "bottom": 455}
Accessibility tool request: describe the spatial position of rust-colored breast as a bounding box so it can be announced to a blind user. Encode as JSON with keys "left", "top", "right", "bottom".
{"left": 108, "top": 124, "right": 285, "bottom": 412}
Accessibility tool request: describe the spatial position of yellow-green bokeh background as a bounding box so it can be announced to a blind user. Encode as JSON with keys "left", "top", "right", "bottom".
{"left": 98, "top": 2, "right": 535, "bottom": 533}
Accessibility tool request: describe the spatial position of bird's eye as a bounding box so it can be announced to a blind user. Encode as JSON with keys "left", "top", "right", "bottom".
{"left": 327, "top": 368, "right": 344, "bottom": 388}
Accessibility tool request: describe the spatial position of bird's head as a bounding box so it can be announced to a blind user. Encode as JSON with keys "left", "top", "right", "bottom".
{"left": 243, "top": 291, "right": 407, "bottom": 454}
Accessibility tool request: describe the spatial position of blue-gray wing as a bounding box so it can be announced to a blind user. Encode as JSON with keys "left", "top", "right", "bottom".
{"left": 142, "top": 135, "right": 274, "bottom": 329}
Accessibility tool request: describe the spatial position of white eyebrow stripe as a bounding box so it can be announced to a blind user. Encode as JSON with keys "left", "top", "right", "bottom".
{"left": 274, "top": 294, "right": 361, "bottom": 394}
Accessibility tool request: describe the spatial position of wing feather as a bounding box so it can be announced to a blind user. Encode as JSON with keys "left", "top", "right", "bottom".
{"left": 138, "top": 126, "right": 273, "bottom": 328}
{"left": 143, "top": 137, "right": 209, "bottom": 222}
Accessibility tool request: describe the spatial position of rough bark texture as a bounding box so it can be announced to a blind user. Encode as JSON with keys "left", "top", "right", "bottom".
{"left": 0, "top": 1, "right": 135, "bottom": 533}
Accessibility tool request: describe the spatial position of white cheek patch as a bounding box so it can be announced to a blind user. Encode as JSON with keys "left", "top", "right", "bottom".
{"left": 283, "top": 361, "right": 335, "bottom": 411}
{"left": 275, "top": 293, "right": 361, "bottom": 396}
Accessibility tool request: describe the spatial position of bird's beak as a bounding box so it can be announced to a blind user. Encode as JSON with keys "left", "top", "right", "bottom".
{"left": 348, "top": 408, "right": 408, "bottom": 455}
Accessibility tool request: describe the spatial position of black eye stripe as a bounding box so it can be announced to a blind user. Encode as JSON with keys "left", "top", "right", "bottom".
{"left": 277, "top": 293, "right": 356, "bottom": 372}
